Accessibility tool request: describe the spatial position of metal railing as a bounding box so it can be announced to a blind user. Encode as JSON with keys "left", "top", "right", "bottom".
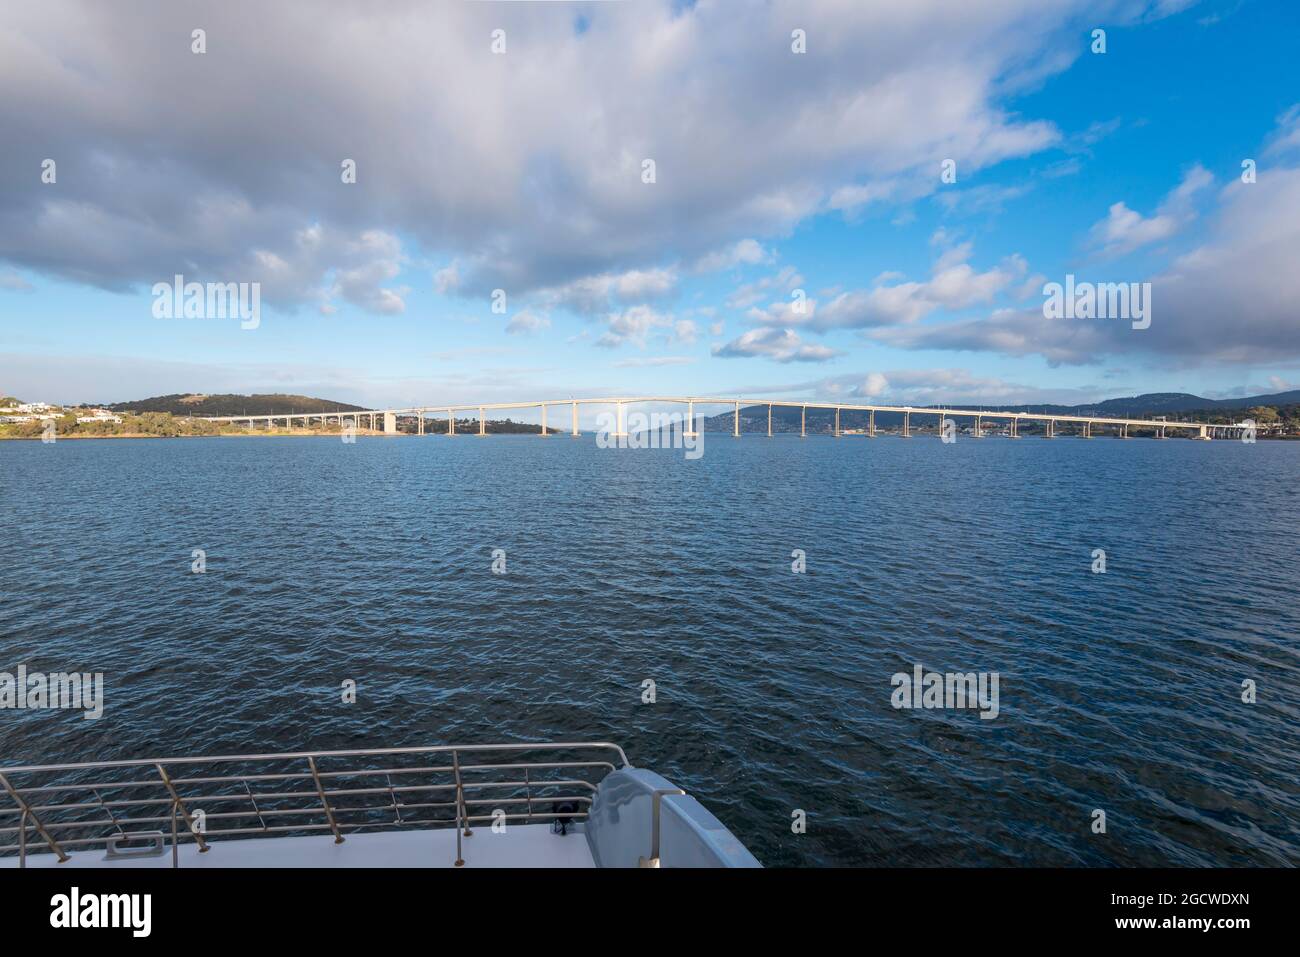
{"left": 0, "top": 742, "right": 629, "bottom": 867}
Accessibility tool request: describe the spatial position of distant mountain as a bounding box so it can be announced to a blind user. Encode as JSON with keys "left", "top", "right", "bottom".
{"left": 699, "top": 390, "right": 1298, "bottom": 434}
{"left": 101, "top": 393, "right": 366, "bottom": 417}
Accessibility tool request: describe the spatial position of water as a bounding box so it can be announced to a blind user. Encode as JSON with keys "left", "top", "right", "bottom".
{"left": 1, "top": 434, "right": 1297, "bottom": 866}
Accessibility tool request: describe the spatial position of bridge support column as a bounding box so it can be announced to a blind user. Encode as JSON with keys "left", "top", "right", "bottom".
{"left": 572, "top": 402, "right": 579, "bottom": 437}
{"left": 768, "top": 404, "right": 772, "bottom": 437}
{"left": 1011, "top": 417, "right": 1019, "bottom": 438}
{"left": 539, "top": 404, "right": 549, "bottom": 437}
{"left": 868, "top": 410, "right": 875, "bottom": 437}
{"left": 834, "top": 407, "right": 841, "bottom": 437}
{"left": 418, "top": 412, "right": 424, "bottom": 436}
{"left": 902, "top": 411, "right": 911, "bottom": 438}
{"left": 1083, "top": 421, "right": 1091, "bottom": 439}
{"left": 684, "top": 400, "right": 697, "bottom": 439}
{"left": 478, "top": 407, "right": 486, "bottom": 437}
{"left": 1198, "top": 424, "right": 1211, "bottom": 441}
{"left": 801, "top": 405, "right": 806, "bottom": 438}
{"left": 1045, "top": 419, "right": 1054, "bottom": 439}
{"left": 1121, "top": 423, "right": 1128, "bottom": 439}
{"left": 383, "top": 412, "right": 397, "bottom": 434}
{"left": 974, "top": 414, "right": 982, "bottom": 437}
{"left": 733, "top": 400, "right": 740, "bottom": 438}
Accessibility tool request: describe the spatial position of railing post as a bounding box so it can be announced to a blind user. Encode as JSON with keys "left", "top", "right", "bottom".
{"left": 0, "top": 771, "right": 68, "bottom": 862}
{"left": 18, "top": 808, "right": 27, "bottom": 868}
{"left": 171, "top": 798, "right": 180, "bottom": 868}
{"left": 156, "top": 763, "right": 210, "bottom": 852}
{"left": 452, "top": 749, "right": 472, "bottom": 837}
{"left": 307, "top": 756, "right": 344, "bottom": 844}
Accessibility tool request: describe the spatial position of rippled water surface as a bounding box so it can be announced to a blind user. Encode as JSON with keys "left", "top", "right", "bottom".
{"left": 2, "top": 434, "right": 1297, "bottom": 866}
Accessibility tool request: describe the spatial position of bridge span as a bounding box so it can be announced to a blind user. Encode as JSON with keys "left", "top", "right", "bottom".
{"left": 198, "top": 396, "right": 1249, "bottom": 440}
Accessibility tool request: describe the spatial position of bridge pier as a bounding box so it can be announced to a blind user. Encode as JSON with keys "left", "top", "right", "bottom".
{"left": 478, "top": 407, "right": 486, "bottom": 437}
{"left": 683, "top": 399, "right": 697, "bottom": 439}
{"left": 572, "top": 401, "right": 579, "bottom": 438}
{"left": 902, "top": 411, "right": 911, "bottom": 438}
{"left": 1083, "top": 421, "right": 1091, "bottom": 439}
{"left": 834, "top": 407, "right": 841, "bottom": 437}
{"left": 1198, "top": 424, "right": 1211, "bottom": 440}
{"left": 801, "top": 405, "right": 806, "bottom": 438}
{"left": 868, "top": 409, "right": 876, "bottom": 437}
{"left": 733, "top": 400, "right": 740, "bottom": 438}
{"left": 768, "top": 403, "right": 772, "bottom": 438}
{"left": 974, "top": 414, "right": 982, "bottom": 437}
{"left": 539, "top": 403, "right": 550, "bottom": 437}
{"left": 1045, "top": 419, "right": 1055, "bottom": 439}
{"left": 383, "top": 412, "right": 397, "bottom": 434}
{"left": 1010, "top": 417, "right": 1019, "bottom": 438}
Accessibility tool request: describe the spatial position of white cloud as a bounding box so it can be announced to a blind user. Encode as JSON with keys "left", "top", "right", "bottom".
{"left": 505, "top": 309, "right": 551, "bottom": 336}
{"left": 693, "top": 239, "right": 770, "bottom": 273}
{"left": 1088, "top": 165, "right": 1213, "bottom": 257}
{"left": 745, "top": 246, "right": 1021, "bottom": 332}
{"left": 712, "top": 328, "right": 842, "bottom": 363}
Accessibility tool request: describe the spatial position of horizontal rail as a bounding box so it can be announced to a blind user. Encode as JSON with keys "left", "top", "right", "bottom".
{"left": 0, "top": 742, "right": 630, "bottom": 776}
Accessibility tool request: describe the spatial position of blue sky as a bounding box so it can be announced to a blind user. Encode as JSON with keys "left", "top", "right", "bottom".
{"left": 2, "top": 0, "right": 1299, "bottom": 414}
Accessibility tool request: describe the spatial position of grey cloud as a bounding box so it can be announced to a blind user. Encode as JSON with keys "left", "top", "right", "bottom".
{"left": 0, "top": 0, "right": 1126, "bottom": 305}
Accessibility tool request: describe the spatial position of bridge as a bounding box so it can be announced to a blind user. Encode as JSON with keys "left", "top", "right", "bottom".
{"left": 198, "top": 397, "right": 1249, "bottom": 440}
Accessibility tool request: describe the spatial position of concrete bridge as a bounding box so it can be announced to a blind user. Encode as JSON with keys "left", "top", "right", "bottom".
{"left": 198, "top": 396, "right": 1249, "bottom": 440}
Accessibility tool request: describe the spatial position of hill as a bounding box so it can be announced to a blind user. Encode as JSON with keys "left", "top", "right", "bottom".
{"left": 102, "top": 393, "right": 366, "bottom": 417}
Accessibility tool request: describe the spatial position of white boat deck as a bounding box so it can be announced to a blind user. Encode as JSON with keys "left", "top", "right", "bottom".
{"left": 4, "top": 824, "right": 595, "bottom": 869}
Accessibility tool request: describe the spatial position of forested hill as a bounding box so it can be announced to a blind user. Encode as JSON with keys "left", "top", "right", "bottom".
{"left": 104, "top": 393, "right": 366, "bottom": 416}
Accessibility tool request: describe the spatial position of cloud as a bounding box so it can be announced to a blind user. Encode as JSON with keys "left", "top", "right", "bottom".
{"left": 595, "top": 304, "right": 678, "bottom": 349}
{"left": 726, "top": 265, "right": 803, "bottom": 309}
{"left": 876, "top": 161, "right": 1300, "bottom": 366}
{"left": 0, "top": 270, "right": 32, "bottom": 292}
{"left": 612, "top": 355, "right": 695, "bottom": 368}
{"left": 505, "top": 309, "right": 550, "bottom": 336}
{"left": 538, "top": 267, "right": 678, "bottom": 316}
{"left": 745, "top": 244, "right": 1022, "bottom": 332}
{"left": 0, "top": 0, "right": 1127, "bottom": 303}
{"left": 692, "top": 239, "right": 770, "bottom": 273}
{"left": 1088, "top": 164, "right": 1213, "bottom": 257}
{"left": 1264, "top": 103, "right": 1300, "bottom": 158}
{"left": 712, "top": 328, "right": 842, "bottom": 363}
